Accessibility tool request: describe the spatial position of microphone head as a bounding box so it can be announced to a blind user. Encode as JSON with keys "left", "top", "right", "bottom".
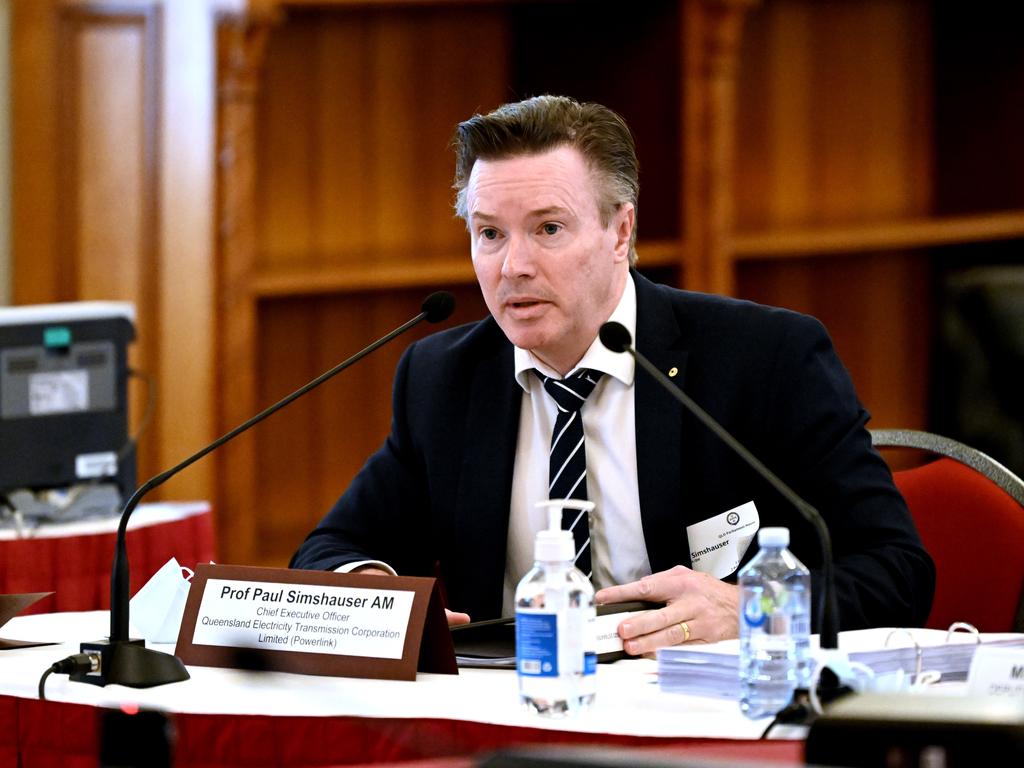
{"left": 599, "top": 321, "right": 632, "bottom": 353}
{"left": 422, "top": 291, "right": 456, "bottom": 323}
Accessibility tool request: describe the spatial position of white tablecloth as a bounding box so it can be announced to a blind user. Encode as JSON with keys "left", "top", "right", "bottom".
{"left": 0, "top": 501, "right": 210, "bottom": 541}
{"left": 0, "top": 609, "right": 769, "bottom": 739}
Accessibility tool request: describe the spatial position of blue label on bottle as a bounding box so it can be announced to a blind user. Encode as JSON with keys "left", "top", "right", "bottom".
{"left": 743, "top": 595, "right": 768, "bottom": 628}
{"left": 516, "top": 611, "right": 558, "bottom": 677}
{"left": 584, "top": 651, "right": 597, "bottom": 675}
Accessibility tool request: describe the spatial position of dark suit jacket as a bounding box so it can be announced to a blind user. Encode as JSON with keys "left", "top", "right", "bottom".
{"left": 291, "top": 272, "right": 935, "bottom": 630}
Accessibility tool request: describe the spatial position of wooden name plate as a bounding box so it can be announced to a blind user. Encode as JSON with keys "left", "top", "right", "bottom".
{"left": 175, "top": 564, "right": 457, "bottom": 681}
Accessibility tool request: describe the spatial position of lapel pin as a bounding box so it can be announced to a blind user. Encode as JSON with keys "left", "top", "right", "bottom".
{"left": 668, "top": 367, "right": 678, "bottom": 378}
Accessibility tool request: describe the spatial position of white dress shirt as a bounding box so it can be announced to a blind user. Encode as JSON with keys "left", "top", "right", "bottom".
{"left": 502, "top": 274, "right": 650, "bottom": 614}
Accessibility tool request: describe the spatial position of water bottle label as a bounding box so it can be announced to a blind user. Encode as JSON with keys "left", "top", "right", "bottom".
{"left": 742, "top": 595, "right": 769, "bottom": 628}
{"left": 791, "top": 614, "right": 809, "bottom": 636}
{"left": 516, "top": 611, "right": 559, "bottom": 677}
{"left": 743, "top": 586, "right": 801, "bottom": 630}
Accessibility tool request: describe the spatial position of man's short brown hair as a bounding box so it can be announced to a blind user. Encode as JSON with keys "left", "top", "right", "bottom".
{"left": 452, "top": 95, "right": 639, "bottom": 265}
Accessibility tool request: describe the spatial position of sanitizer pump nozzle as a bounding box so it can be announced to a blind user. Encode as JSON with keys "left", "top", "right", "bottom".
{"left": 532, "top": 499, "right": 595, "bottom": 563}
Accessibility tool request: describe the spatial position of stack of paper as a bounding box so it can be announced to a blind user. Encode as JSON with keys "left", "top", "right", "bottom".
{"left": 657, "top": 628, "right": 1024, "bottom": 698}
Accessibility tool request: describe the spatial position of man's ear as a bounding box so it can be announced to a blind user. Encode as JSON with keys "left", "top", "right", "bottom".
{"left": 612, "top": 203, "right": 635, "bottom": 262}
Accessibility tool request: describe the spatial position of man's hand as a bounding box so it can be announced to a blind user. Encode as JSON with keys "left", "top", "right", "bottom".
{"left": 349, "top": 565, "right": 471, "bottom": 627}
{"left": 445, "top": 609, "right": 471, "bottom": 627}
{"left": 349, "top": 565, "right": 392, "bottom": 577}
{"left": 594, "top": 565, "right": 739, "bottom": 656}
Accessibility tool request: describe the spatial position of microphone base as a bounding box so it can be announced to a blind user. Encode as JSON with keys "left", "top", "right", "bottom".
{"left": 71, "top": 638, "right": 190, "bottom": 688}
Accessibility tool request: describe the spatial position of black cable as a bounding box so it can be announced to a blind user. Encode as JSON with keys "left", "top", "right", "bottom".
{"left": 121, "top": 367, "right": 156, "bottom": 464}
{"left": 76, "top": 367, "right": 155, "bottom": 486}
{"left": 60, "top": 367, "right": 156, "bottom": 499}
{"left": 0, "top": 491, "right": 14, "bottom": 519}
{"left": 37, "top": 668, "right": 53, "bottom": 700}
{"left": 39, "top": 652, "right": 100, "bottom": 700}
{"left": 759, "top": 668, "right": 857, "bottom": 738}
{"left": 759, "top": 689, "right": 814, "bottom": 738}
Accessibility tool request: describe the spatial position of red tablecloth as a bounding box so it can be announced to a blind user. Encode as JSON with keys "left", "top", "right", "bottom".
{"left": 0, "top": 504, "right": 215, "bottom": 615}
{"left": 0, "top": 694, "right": 803, "bottom": 768}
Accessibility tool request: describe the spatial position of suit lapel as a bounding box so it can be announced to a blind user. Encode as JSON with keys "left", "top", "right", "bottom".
{"left": 454, "top": 327, "right": 519, "bottom": 617}
{"left": 633, "top": 272, "right": 693, "bottom": 571}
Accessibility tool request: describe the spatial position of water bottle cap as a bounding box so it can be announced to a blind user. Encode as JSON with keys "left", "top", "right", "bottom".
{"left": 758, "top": 527, "right": 789, "bottom": 547}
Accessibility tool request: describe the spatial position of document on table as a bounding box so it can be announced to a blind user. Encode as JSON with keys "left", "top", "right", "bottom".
{"left": 657, "top": 627, "right": 1024, "bottom": 698}
{"left": 0, "top": 592, "right": 57, "bottom": 649}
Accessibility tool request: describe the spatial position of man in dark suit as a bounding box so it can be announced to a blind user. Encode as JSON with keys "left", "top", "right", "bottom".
{"left": 291, "top": 96, "right": 934, "bottom": 654}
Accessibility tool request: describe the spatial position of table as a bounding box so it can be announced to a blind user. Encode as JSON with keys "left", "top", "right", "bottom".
{"left": 0, "top": 611, "right": 803, "bottom": 768}
{"left": 0, "top": 502, "right": 215, "bottom": 615}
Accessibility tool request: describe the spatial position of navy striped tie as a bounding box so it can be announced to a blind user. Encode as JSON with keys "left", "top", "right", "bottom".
{"left": 537, "top": 368, "right": 603, "bottom": 578}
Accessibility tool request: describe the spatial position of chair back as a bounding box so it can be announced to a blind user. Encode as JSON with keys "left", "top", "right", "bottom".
{"left": 872, "top": 430, "right": 1024, "bottom": 632}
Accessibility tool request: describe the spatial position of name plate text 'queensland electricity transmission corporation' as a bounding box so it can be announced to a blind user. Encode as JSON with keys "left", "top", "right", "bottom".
{"left": 175, "top": 564, "right": 457, "bottom": 680}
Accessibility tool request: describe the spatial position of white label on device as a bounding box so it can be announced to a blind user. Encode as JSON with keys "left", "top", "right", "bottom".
{"left": 76, "top": 451, "right": 118, "bottom": 479}
{"left": 29, "top": 370, "right": 89, "bottom": 415}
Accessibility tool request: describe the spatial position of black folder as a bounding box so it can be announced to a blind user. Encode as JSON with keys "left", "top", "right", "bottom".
{"left": 451, "top": 601, "right": 660, "bottom": 668}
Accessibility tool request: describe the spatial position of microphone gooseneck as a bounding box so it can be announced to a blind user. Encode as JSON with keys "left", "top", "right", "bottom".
{"left": 599, "top": 321, "right": 840, "bottom": 649}
{"left": 89, "top": 293, "right": 456, "bottom": 688}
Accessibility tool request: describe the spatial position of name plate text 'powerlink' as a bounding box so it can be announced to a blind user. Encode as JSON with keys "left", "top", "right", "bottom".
{"left": 175, "top": 564, "right": 456, "bottom": 680}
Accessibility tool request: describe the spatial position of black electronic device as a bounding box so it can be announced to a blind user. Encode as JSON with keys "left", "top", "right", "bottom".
{"left": 805, "top": 692, "right": 1024, "bottom": 765}
{"left": 478, "top": 745, "right": 817, "bottom": 768}
{"left": 0, "top": 302, "right": 136, "bottom": 501}
{"left": 100, "top": 707, "right": 174, "bottom": 768}
{"left": 452, "top": 601, "right": 661, "bottom": 666}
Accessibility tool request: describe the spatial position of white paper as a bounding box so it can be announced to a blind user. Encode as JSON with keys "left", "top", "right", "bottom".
{"left": 968, "top": 645, "right": 1024, "bottom": 700}
{"left": 129, "top": 557, "right": 193, "bottom": 643}
{"left": 658, "top": 627, "right": 1024, "bottom": 699}
{"left": 191, "top": 579, "right": 415, "bottom": 659}
{"left": 686, "top": 501, "right": 759, "bottom": 578}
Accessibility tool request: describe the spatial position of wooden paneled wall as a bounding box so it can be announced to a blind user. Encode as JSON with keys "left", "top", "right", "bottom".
{"left": 13, "top": 0, "right": 1024, "bottom": 568}
{"left": 732, "top": 0, "right": 934, "bottom": 427}
{"left": 216, "top": 6, "right": 511, "bottom": 564}
{"left": 249, "top": 286, "right": 489, "bottom": 562}
{"left": 255, "top": 7, "right": 508, "bottom": 270}
{"left": 14, "top": 1, "right": 163, "bottom": 478}
{"left": 735, "top": 0, "right": 933, "bottom": 230}
{"left": 12, "top": 0, "right": 223, "bottom": 506}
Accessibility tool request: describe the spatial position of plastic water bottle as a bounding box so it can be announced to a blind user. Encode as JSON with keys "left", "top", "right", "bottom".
{"left": 738, "top": 527, "right": 812, "bottom": 719}
{"left": 515, "top": 500, "right": 597, "bottom": 716}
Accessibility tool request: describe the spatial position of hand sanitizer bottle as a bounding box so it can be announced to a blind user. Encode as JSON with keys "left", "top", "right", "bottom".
{"left": 515, "top": 499, "right": 597, "bottom": 717}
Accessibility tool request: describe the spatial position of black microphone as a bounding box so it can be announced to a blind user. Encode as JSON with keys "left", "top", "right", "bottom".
{"left": 73, "top": 291, "right": 456, "bottom": 688}
{"left": 599, "top": 321, "right": 839, "bottom": 649}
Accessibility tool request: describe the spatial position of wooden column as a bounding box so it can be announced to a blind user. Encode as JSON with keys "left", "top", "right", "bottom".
{"left": 683, "top": 0, "right": 757, "bottom": 295}
{"left": 214, "top": 12, "right": 274, "bottom": 564}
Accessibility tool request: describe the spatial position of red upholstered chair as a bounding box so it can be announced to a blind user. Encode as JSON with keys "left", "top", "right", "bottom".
{"left": 871, "top": 429, "right": 1024, "bottom": 632}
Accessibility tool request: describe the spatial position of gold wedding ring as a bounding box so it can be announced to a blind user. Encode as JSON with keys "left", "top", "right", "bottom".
{"left": 678, "top": 621, "right": 691, "bottom": 643}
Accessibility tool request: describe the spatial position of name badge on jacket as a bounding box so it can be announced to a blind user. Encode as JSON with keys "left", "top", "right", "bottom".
{"left": 686, "top": 501, "right": 760, "bottom": 578}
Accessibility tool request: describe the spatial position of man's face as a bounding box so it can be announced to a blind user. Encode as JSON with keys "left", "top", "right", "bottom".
{"left": 465, "top": 145, "right": 633, "bottom": 375}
